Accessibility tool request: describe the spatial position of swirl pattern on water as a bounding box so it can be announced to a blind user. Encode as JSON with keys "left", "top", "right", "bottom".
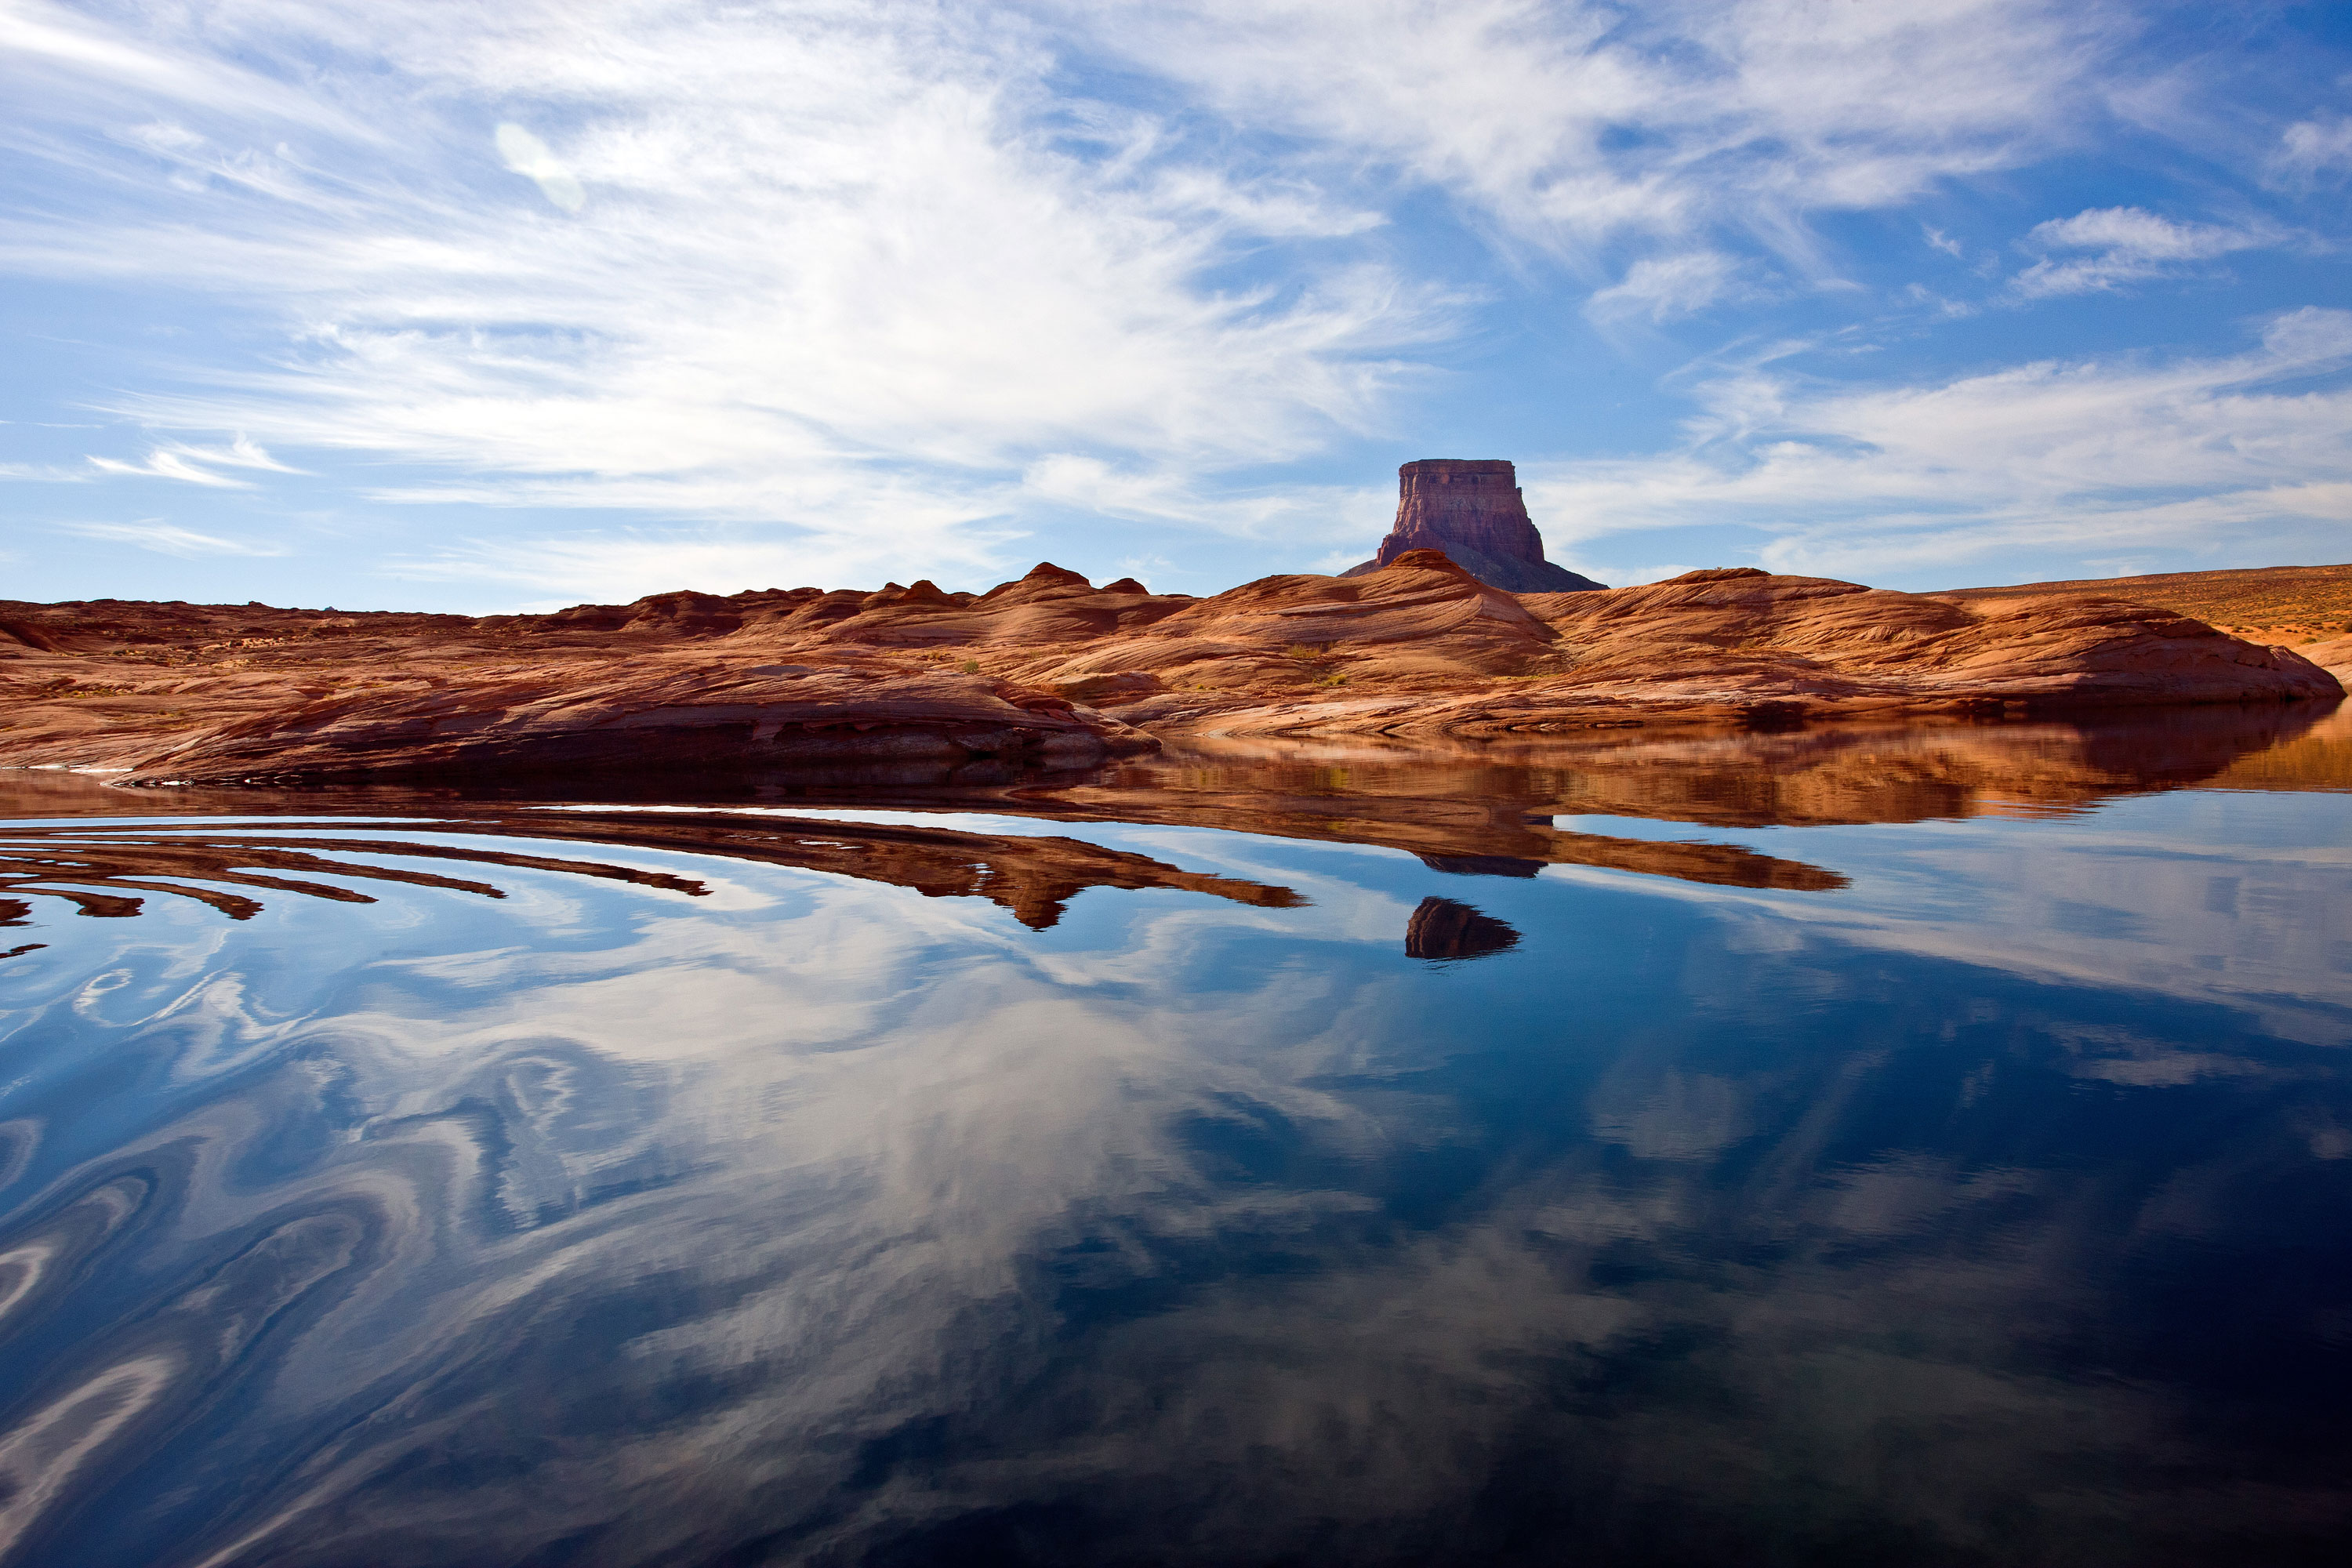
{"left": 0, "top": 717, "right": 2344, "bottom": 1566}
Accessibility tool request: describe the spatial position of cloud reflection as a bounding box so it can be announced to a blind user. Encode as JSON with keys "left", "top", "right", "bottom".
{"left": 0, "top": 713, "right": 2345, "bottom": 1563}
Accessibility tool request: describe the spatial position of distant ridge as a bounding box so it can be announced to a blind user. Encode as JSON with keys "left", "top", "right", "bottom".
{"left": 1941, "top": 562, "right": 2352, "bottom": 641}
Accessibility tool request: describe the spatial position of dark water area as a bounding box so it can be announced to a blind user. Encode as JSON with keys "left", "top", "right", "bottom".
{"left": 1, "top": 704, "right": 2349, "bottom": 1566}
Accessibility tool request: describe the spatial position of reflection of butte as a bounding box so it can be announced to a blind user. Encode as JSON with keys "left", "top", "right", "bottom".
{"left": 993, "top": 761, "right": 1849, "bottom": 891}
{"left": 0, "top": 813, "right": 1302, "bottom": 934}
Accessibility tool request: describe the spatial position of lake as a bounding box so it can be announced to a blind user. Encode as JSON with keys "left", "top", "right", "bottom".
{"left": 1, "top": 705, "right": 2348, "bottom": 1566}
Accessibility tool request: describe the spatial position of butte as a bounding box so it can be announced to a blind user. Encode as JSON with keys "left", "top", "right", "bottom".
{"left": 1344, "top": 459, "right": 1603, "bottom": 593}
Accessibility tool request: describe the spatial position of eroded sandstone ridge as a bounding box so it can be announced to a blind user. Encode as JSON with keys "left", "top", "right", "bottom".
{"left": 1343, "top": 459, "right": 1602, "bottom": 592}
{"left": 0, "top": 554, "right": 2338, "bottom": 786}
{"left": 1943, "top": 561, "right": 2352, "bottom": 690}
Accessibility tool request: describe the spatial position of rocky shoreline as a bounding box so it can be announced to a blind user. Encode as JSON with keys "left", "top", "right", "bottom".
{"left": 2, "top": 552, "right": 2340, "bottom": 786}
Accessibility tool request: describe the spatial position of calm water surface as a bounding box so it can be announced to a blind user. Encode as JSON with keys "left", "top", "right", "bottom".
{"left": 1, "top": 709, "right": 2349, "bottom": 1566}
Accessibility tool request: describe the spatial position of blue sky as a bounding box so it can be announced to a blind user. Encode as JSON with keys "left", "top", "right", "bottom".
{"left": 4, "top": 0, "right": 2350, "bottom": 612}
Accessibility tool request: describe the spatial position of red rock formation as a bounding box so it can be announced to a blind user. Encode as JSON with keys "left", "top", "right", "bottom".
{"left": 0, "top": 554, "right": 2337, "bottom": 788}
{"left": 1343, "top": 459, "right": 1602, "bottom": 593}
{"left": 1403, "top": 896, "right": 1520, "bottom": 960}
{"left": 0, "top": 583, "right": 1161, "bottom": 785}
{"left": 2298, "top": 633, "right": 2352, "bottom": 686}
{"left": 1110, "top": 561, "right": 2341, "bottom": 741}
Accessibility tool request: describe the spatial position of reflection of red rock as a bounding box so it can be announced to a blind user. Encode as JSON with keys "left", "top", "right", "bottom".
{"left": 1404, "top": 896, "right": 1520, "bottom": 960}
{"left": 0, "top": 812, "right": 1304, "bottom": 932}
{"left": 0, "top": 552, "right": 2338, "bottom": 787}
{"left": 1344, "top": 459, "right": 1603, "bottom": 593}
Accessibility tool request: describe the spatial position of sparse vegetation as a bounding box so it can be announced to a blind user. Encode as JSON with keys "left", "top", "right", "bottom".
{"left": 1945, "top": 563, "right": 2352, "bottom": 638}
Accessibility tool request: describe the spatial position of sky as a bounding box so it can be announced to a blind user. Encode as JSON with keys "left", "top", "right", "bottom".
{"left": 3, "top": 0, "right": 2350, "bottom": 612}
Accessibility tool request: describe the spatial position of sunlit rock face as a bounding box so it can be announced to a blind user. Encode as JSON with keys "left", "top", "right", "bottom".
{"left": 1343, "top": 459, "right": 1604, "bottom": 593}
{"left": 0, "top": 534, "right": 2339, "bottom": 789}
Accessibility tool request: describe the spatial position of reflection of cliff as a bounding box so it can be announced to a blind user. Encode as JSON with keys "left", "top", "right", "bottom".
{"left": 4, "top": 750, "right": 2349, "bottom": 1565}
{"left": 5, "top": 699, "right": 2341, "bottom": 906}
{"left": 2189, "top": 702, "right": 2352, "bottom": 794}
{"left": 1055, "top": 700, "right": 2352, "bottom": 841}
{"left": 723, "top": 702, "right": 2348, "bottom": 892}
{"left": 0, "top": 812, "right": 1300, "bottom": 933}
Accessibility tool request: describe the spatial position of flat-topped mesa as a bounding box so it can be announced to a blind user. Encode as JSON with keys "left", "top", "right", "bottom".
{"left": 1344, "top": 459, "right": 1605, "bottom": 594}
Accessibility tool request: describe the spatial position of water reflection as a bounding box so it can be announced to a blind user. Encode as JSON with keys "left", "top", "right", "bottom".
{"left": 0, "top": 706, "right": 2343, "bottom": 1566}
{"left": 0, "top": 814, "right": 1300, "bottom": 930}
{"left": 1403, "top": 896, "right": 1520, "bottom": 960}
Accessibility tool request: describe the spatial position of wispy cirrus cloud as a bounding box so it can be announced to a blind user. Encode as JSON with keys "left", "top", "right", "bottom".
{"left": 2268, "top": 115, "right": 2352, "bottom": 190}
{"left": 87, "top": 434, "right": 299, "bottom": 487}
{"left": 0, "top": 2, "right": 2132, "bottom": 522}
{"left": 59, "top": 518, "right": 287, "bottom": 557}
{"left": 0, "top": 0, "right": 1445, "bottom": 586}
{"left": 0, "top": 1, "right": 2347, "bottom": 604}
{"left": 1527, "top": 307, "right": 2352, "bottom": 583}
{"left": 2010, "top": 206, "right": 2281, "bottom": 298}
{"left": 1053, "top": 0, "right": 2125, "bottom": 270}
{"left": 1586, "top": 252, "right": 1750, "bottom": 325}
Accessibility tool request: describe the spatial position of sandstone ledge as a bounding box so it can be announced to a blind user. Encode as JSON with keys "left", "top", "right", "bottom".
{"left": 0, "top": 554, "right": 2336, "bottom": 786}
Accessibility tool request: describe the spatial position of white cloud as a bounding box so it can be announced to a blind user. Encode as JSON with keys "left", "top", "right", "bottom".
{"left": 1053, "top": 0, "right": 2122, "bottom": 287}
{"left": 60, "top": 519, "right": 287, "bottom": 557}
{"left": 1586, "top": 251, "right": 1745, "bottom": 324}
{"left": 0, "top": 0, "right": 1449, "bottom": 587}
{"left": 493, "top": 123, "right": 584, "bottom": 214}
{"left": 1525, "top": 307, "right": 2352, "bottom": 582}
{"left": 2269, "top": 114, "right": 2352, "bottom": 189}
{"left": 388, "top": 532, "right": 993, "bottom": 605}
{"left": 86, "top": 435, "right": 300, "bottom": 487}
{"left": 0, "top": 0, "right": 2339, "bottom": 604}
{"left": 1021, "top": 454, "right": 1385, "bottom": 543}
{"left": 2010, "top": 205, "right": 2277, "bottom": 297}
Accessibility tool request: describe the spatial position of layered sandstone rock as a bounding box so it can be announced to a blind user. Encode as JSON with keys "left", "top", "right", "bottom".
{"left": 2282, "top": 633, "right": 2352, "bottom": 687}
{"left": 0, "top": 554, "right": 2336, "bottom": 787}
{"left": 1342, "top": 459, "right": 1602, "bottom": 593}
{"left": 0, "top": 585, "right": 1160, "bottom": 785}
{"left": 1119, "top": 561, "right": 2340, "bottom": 741}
